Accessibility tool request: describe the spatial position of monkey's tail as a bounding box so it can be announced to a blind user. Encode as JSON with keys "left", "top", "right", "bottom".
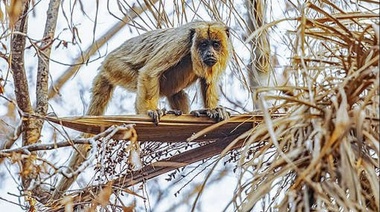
{"left": 87, "top": 73, "right": 115, "bottom": 116}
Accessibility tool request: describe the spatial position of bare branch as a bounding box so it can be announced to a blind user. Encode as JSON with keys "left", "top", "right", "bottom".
{"left": 10, "top": 1, "right": 36, "bottom": 144}
{"left": 0, "top": 123, "right": 135, "bottom": 154}
{"left": 9, "top": 0, "right": 42, "bottom": 191}
{"left": 35, "top": 0, "right": 61, "bottom": 119}
{"left": 0, "top": 139, "right": 89, "bottom": 157}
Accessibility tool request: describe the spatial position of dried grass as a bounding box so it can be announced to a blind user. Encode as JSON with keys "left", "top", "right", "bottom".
{"left": 234, "top": 2, "right": 379, "bottom": 211}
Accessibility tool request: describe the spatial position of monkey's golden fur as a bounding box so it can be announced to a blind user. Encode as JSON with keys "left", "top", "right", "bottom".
{"left": 53, "top": 21, "right": 231, "bottom": 197}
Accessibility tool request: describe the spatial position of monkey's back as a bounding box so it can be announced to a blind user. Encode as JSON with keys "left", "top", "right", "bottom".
{"left": 98, "top": 22, "right": 226, "bottom": 90}
{"left": 99, "top": 23, "right": 201, "bottom": 90}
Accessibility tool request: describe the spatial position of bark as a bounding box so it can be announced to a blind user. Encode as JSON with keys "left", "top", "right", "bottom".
{"left": 35, "top": 0, "right": 61, "bottom": 141}
{"left": 11, "top": 1, "right": 33, "bottom": 129}
{"left": 10, "top": 0, "right": 40, "bottom": 191}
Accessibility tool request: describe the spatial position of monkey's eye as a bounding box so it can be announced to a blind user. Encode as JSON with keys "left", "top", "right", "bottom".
{"left": 212, "top": 41, "right": 221, "bottom": 49}
{"left": 199, "top": 42, "right": 208, "bottom": 49}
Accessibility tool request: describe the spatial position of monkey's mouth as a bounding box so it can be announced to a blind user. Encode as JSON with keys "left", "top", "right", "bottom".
{"left": 203, "top": 57, "right": 217, "bottom": 67}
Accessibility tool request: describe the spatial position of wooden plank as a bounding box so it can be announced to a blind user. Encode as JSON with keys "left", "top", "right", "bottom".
{"left": 46, "top": 114, "right": 266, "bottom": 142}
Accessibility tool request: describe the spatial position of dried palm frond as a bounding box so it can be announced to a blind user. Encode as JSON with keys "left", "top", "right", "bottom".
{"left": 46, "top": 114, "right": 265, "bottom": 142}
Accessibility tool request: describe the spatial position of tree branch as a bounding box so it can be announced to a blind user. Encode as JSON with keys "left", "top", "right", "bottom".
{"left": 35, "top": 0, "right": 61, "bottom": 130}
{"left": 10, "top": 0, "right": 41, "bottom": 193}
{"left": 11, "top": 0, "right": 34, "bottom": 143}
{"left": 0, "top": 124, "right": 134, "bottom": 156}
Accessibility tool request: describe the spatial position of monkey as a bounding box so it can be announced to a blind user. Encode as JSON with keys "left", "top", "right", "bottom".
{"left": 52, "top": 21, "right": 232, "bottom": 198}
{"left": 89, "top": 21, "right": 231, "bottom": 121}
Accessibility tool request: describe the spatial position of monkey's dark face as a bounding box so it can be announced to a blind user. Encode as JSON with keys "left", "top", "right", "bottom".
{"left": 198, "top": 39, "right": 222, "bottom": 67}
{"left": 191, "top": 22, "right": 231, "bottom": 81}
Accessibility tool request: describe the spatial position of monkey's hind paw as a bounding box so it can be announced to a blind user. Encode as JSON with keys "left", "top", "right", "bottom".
{"left": 190, "top": 107, "right": 230, "bottom": 122}
{"left": 147, "top": 109, "right": 167, "bottom": 125}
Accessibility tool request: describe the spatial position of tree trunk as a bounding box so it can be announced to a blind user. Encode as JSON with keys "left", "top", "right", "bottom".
{"left": 10, "top": 0, "right": 40, "bottom": 191}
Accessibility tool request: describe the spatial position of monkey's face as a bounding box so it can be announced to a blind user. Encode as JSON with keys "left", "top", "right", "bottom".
{"left": 198, "top": 39, "right": 222, "bottom": 67}
{"left": 191, "top": 22, "right": 231, "bottom": 81}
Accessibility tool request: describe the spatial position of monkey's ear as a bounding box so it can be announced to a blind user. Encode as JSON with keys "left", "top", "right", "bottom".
{"left": 225, "top": 27, "right": 230, "bottom": 38}
{"left": 190, "top": 28, "right": 196, "bottom": 40}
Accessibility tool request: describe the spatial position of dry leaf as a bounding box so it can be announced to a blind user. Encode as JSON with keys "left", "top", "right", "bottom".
{"left": 94, "top": 181, "right": 113, "bottom": 207}
{"left": 122, "top": 202, "right": 135, "bottom": 212}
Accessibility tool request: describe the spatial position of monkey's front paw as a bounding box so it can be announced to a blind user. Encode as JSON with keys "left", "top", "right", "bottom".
{"left": 214, "top": 107, "right": 230, "bottom": 121}
{"left": 147, "top": 109, "right": 166, "bottom": 125}
{"left": 190, "top": 107, "right": 230, "bottom": 122}
{"left": 165, "top": 109, "right": 183, "bottom": 116}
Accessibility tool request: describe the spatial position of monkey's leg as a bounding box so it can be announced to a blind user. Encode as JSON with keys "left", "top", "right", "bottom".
{"left": 147, "top": 90, "right": 190, "bottom": 118}
{"left": 167, "top": 90, "right": 190, "bottom": 115}
{"left": 191, "top": 78, "right": 230, "bottom": 121}
{"left": 136, "top": 73, "right": 162, "bottom": 124}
